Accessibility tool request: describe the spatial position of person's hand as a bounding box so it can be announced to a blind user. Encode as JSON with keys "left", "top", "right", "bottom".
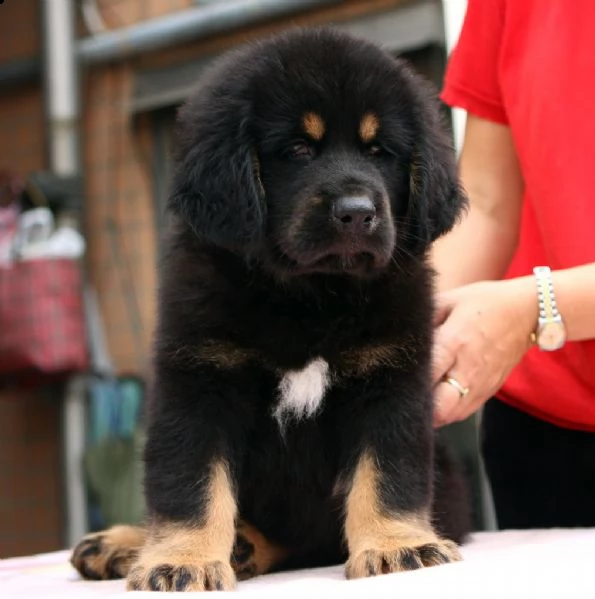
{"left": 431, "top": 277, "right": 538, "bottom": 427}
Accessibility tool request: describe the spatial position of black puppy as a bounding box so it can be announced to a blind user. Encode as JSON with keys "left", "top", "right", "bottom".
{"left": 71, "top": 27, "right": 469, "bottom": 592}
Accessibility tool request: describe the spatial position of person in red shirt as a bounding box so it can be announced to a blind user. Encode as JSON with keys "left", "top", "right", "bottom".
{"left": 431, "top": 0, "right": 595, "bottom": 528}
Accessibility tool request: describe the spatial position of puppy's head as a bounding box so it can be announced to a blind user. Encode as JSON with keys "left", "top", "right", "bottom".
{"left": 169, "top": 28, "right": 467, "bottom": 278}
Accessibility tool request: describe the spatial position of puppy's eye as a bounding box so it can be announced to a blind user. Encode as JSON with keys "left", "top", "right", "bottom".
{"left": 367, "top": 144, "right": 384, "bottom": 157}
{"left": 289, "top": 142, "right": 315, "bottom": 160}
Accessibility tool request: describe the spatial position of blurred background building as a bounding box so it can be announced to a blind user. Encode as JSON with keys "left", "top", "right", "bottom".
{"left": 0, "top": 0, "right": 475, "bottom": 558}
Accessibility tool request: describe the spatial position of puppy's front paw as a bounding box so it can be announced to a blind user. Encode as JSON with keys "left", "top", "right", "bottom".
{"left": 345, "top": 539, "right": 462, "bottom": 579}
{"left": 127, "top": 560, "right": 235, "bottom": 592}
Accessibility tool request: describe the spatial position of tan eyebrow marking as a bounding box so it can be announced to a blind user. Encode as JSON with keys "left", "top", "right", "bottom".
{"left": 302, "top": 112, "right": 326, "bottom": 141}
{"left": 359, "top": 112, "right": 380, "bottom": 143}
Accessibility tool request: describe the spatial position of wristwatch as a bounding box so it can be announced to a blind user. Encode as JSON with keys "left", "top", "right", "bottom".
{"left": 531, "top": 266, "right": 566, "bottom": 351}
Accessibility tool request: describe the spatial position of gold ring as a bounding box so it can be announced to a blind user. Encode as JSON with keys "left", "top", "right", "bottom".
{"left": 443, "top": 375, "right": 470, "bottom": 399}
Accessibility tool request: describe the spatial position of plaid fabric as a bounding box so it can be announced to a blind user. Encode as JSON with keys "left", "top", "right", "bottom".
{"left": 0, "top": 258, "right": 88, "bottom": 386}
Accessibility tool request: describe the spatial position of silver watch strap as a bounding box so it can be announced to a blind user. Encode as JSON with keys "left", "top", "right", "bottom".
{"left": 533, "top": 266, "right": 560, "bottom": 321}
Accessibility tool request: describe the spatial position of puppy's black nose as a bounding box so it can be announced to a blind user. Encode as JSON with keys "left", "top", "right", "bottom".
{"left": 332, "top": 196, "right": 376, "bottom": 232}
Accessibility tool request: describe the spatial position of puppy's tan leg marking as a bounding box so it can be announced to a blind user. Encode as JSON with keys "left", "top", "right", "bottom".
{"left": 231, "top": 520, "right": 291, "bottom": 581}
{"left": 70, "top": 519, "right": 288, "bottom": 585}
{"left": 126, "top": 461, "right": 237, "bottom": 592}
{"left": 71, "top": 525, "right": 146, "bottom": 580}
{"left": 344, "top": 452, "right": 462, "bottom": 579}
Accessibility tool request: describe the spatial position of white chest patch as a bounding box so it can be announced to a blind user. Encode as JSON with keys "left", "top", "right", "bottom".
{"left": 274, "top": 357, "right": 331, "bottom": 426}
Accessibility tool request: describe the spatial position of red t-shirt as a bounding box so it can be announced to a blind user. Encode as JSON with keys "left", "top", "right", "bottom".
{"left": 441, "top": 0, "right": 595, "bottom": 431}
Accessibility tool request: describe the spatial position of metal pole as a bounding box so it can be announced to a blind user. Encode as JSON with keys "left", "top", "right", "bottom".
{"left": 440, "top": 0, "right": 468, "bottom": 156}
{"left": 40, "top": 0, "right": 88, "bottom": 548}
{"left": 77, "top": 0, "right": 341, "bottom": 65}
{"left": 41, "top": 0, "right": 80, "bottom": 177}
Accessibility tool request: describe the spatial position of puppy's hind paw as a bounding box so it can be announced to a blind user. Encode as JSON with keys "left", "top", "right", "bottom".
{"left": 70, "top": 525, "right": 145, "bottom": 580}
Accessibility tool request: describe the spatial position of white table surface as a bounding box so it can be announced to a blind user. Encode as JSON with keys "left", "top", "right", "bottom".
{"left": 2, "top": 528, "right": 594, "bottom": 598}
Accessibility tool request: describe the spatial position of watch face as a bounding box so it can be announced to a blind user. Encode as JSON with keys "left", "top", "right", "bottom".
{"left": 538, "top": 322, "right": 566, "bottom": 351}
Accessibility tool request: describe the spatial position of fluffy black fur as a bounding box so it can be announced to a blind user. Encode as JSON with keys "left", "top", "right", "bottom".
{"left": 147, "top": 27, "right": 469, "bottom": 574}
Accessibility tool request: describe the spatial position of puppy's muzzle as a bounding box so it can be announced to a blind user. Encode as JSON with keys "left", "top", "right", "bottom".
{"left": 332, "top": 196, "right": 377, "bottom": 235}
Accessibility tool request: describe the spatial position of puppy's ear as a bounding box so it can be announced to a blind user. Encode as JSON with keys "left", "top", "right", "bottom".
{"left": 167, "top": 101, "right": 265, "bottom": 249}
{"left": 405, "top": 88, "right": 468, "bottom": 253}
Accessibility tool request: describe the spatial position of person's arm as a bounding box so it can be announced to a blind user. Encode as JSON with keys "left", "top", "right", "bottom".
{"left": 503, "top": 264, "right": 595, "bottom": 343}
{"left": 431, "top": 114, "right": 525, "bottom": 291}
{"left": 430, "top": 115, "right": 595, "bottom": 427}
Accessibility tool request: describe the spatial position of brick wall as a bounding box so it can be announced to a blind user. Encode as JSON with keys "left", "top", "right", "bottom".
{"left": 0, "top": 0, "right": 63, "bottom": 559}
{"left": 0, "top": 0, "right": 40, "bottom": 62}
{"left": 93, "top": 0, "right": 193, "bottom": 27}
{"left": 0, "top": 388, "right": 63, "bottom": 558}
{"left": 82, "top": 65, "right": 157, "bottom": 372}
{"left": 0, "top": 0, "right": 44, "bottom": 173}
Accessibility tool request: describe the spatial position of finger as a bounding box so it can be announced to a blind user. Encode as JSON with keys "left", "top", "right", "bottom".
{"left": 433, "top": 305, "right": 449, "bottom": 327}
{"left": 433, "top": 380, "right": 461, "bottom": 428}
{"left": 448, "top": 386, "right": 492, "bottom": 425}
{"left": 431, "top": 327, "right": 456, "bottom": 385}
{"left": 432, "top": 291, "right": 456, "bottom": 327}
